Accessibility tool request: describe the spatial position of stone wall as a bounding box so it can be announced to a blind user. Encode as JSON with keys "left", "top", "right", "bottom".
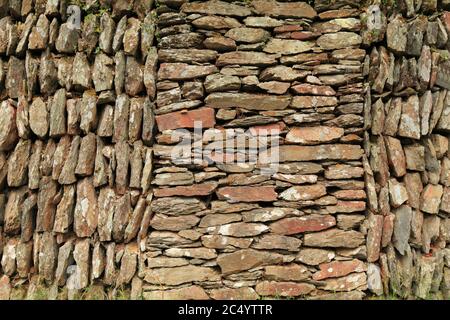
{"left": 363, "top": 0, "right": 450, "bottom": 299}
{"left": 0, "top": 0, "right": 448, "bottom": 300}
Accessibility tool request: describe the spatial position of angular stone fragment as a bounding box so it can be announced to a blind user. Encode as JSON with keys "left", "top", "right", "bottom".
{"left": 53, "top": 185, "right": 75, "bottom": 234}
{"left": 72, "top": 53, "right": 91, "bottom": 90}
{"left": 206, "top": 92, "right": 290, "bottom": 111}
{"left": 92, "top": 54, "right": 114, "bottom": 92}
{"left": 156, "top": 108, "right": 215, "bottom": 131}
{"left": 150, "top": 214, "right": 200, "bottom": 231}
{"left": 116, "top": 244, "right": 138, "bottom": 286}
{"left": 29, "top": 14, "right": 49, "bottom": 50}
{"left": 56, "top": 22, "right": 79, "bottom": 53}
{"left": 398, "top": 95, "right": 420, "bottom": 140}
{"left": 217, "top": 249, "right": 285, "bottom": 275}
{"left": 204, "top": 73, "right": 240, "bottom": 93}
{"left": 0, "top": 101, "right": 18, "bottom": 151}
{"left": 279, "top": 185, "right": 327, "bottom": 201}
{"left": 113, "top": 94, "right": 129, "bottom": 142}
{"left": 145, "top": 286, "right": 209, "bottom": 300}
{"left": 217, "top": 186, "right": 277, "bottom": 203}
{"left": 125, "top": 57, "right": 144, "bottom": 96}
{"left": 320, "top": 273, "right": 367, "bottom": 292}
{"left": 263, "top": 145, "right": 363, "bottom": 162}
{"left": 270, "top": 215, "right": 335, "bottom": 235}
{"left": 158, "top": 63, "right": 218, "bottom": 81}
{"left": 58, "top": 136, "right": 80, "bottom": 185}
{"left": 317, "top": 32, "right": 361, "bottom": 50}
{"left": 392, "top": 205, "right": 412, "bottom": 255}
{"left": 303, "top": 229, "right": 365, "bottom": 248}
{"left": 145, "top": 265, "right": 220, "bottom": 286}
{"left": 7, "top": 139, "right": 30, "bottom": 187}
{"left": 420, "top": 184, "right": 443, "bottom": 214}
{"left": 286, "top": 126, "right": 343, "bottom": 145}
{"left": 225, "top": 27, "right": 270, "bottom": 44}
{"left": 264, "top": 39, "right": 314, "bottom": 54}
{"left": 389, "top": 178, "right": 408, "bottom": 208}
{"left": 386, "top": 15, "right": 407, "bottom": 54}
{"left": 29, "top": 98, "right": 48, "bottom": 138}
{"left": 74, "top": 178, "right": 98, "bottom": 237}
{"left": 36, "top": 177, "right": 58, "bottom": 232}
{"left": 256, "top": 281, "right": 315, "bottom": 297}
{"left": 251, "top": 0, "right": 316, "bottom": 18}
{"left": 216, "top": 51, "right": 277, "bottom": 66}
{"left": 313, "top": 259, "right": 366, "bottom": 281}
{"left": 38, "top": 233, "right": 57, "bottom": 282}
{"left": 210, "top": 287, "right": 259, "bottom": 300}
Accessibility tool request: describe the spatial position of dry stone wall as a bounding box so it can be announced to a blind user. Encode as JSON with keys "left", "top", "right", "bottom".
{"left": 147, "top": 0, "right": 368, "bottom": 300}
{"left": 0, "top": 0, "right": 448, "bottom": 300}
{"left": 363, "top": 0, "right": 450, "bottom": 299}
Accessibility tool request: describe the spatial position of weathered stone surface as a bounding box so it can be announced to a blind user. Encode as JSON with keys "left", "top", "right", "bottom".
{"left": 217, "top": 186, "right": 277, "bottom": 203}
{"left": 156, "top": 108, "right": 215, "bottom": 131}
{"left": 144, "top": 265, "right": 220, "bottom": 285}
{"left": 262, "top": 145, "right": 363, "bottom": 162}
{"left": 74, "top": 178, "right": 98, "bottom": 238}
{"left": 181, "top": 0, "right": 252, "bottom": 17}
{"left": 216, "top": 51, "right": 278, "bottom": 66}
{"left": 317, "top": 32, "right": 361, "bottom": 50}
{"left": 251, "top": 0, "right": 316, "bottom": 19}
{"left": 319, "top": 273, "right": 367, "bottom": 292}
{"left": 303, "top": 229, "right": 365, "bottom": 248}
{"left": 150, "top": 214, "right": 200, "bottom": 231}
{"left": 29, "top": 98, "right": 48, "bottom": 139}
{"left": 392, "top": 205, "right": 412, "bottom": 255}
{"left": 270, "top": 215, "right": 335, "bottom": 235}
{"left": 279, "top": 185, "right": 327, "bottom": 201}
{"left": 225, "top": 27, "right": 270, "bottom": 44}
{"left": 313, "top": 259, "right": 366, "bottom": 281}
{"left": 286, "top": 126, "right": 344, "bottom": 145}
{"left": 210, "top": 287, "right": 259, "bottom": 300}
{"left": 144, "top": 286, "right": 209, "bottom": 300}
{"left": 398, "top": 95, "right": 420, "bottom": 140}
{"left": 386, "top": 15, "right": 407, "bottom": 54}
{"left": 420, "top": 184, "right": 443, "bottom": 214}
{"left": 264, "top": 38, "right": 314, "bottom": 55}
{"left": 158, "top": 63, "right": 218, "bottom": 81}
{"left": 366, "top": 214, "right": 383, "bottom": 263}
{"left": 206, "top": 92, "right": 291, "bottom": 111}
{"left": 204, "top": 74, "right": 241, "bottom": 93}
{"left": 0, "top": 101, "right": 18, "bottom": 151}
{"left": 217, "top": 249, "right": 285, "bottom": 275}
{"left": 256, "top": 281, "right": 315, "bottom": 297}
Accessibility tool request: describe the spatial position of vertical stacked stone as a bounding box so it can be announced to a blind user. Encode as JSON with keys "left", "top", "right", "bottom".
{"left": 0, "top": 0, "right": 156, "bottom": 299}
{"left": 146, "top": 0, "right": 368, "bottom": 300}
{"left": 363, "top": 1, "right": 450, "bottom": 299}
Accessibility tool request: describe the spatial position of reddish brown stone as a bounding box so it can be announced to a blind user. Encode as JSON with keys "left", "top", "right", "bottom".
{"left": 270, "top": 215, "right": 336, "bottom": 235}
{"left": 279, "top": 185, "right": 327, "bottom": 201}
{"left": 381, "top": 214, "right": 395, "bottom": 248}
{"left": 312, "top": 259, "right": 367, "bottom": 280}
{"left": 210, "top": 287, "right": 259, "bottom": 300}
{"left": 286, "top": 126, "right": 344, "bottom": 145}
{"left": 333, "top": 190, "right": 366, "bottom": 200}
{"left": 274, "top": 25, "right": 303, "bottom": 33}
{"left": 156, "top": 108, "right": 215, "bottom": 131}
{"left": 255, "top": 281, "right": 315, "bottom": 297}
{"left": 366, "top": 214, "right": 383, "bottom": 262}
{"left": 154, "top": 183, "right": 217, "bottom": 197}
{"left": 216, "top": 186, "right": 277, "bottom": 203}
{"left": 420, "top": 184, "right": 443, "bottom": 214}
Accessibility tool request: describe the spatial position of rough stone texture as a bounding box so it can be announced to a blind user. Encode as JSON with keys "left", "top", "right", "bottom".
{"left": 0, "top": 0, "right": 447, "bottom": 302}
